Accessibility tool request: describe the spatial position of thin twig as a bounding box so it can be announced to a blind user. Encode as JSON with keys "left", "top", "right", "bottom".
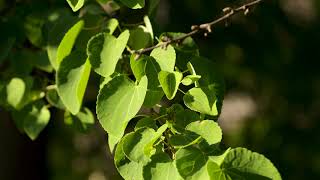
{"left": 133, "top": 0, "right": 263, "bottom": 55}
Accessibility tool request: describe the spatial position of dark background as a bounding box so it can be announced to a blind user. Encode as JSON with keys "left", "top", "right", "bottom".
{"left": 1, "top": 0, "right": 320, "bottom": 179}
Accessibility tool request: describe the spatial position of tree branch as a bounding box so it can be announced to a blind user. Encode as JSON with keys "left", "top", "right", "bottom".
{"left": 133, "top": 0, "right": 263, "bottom": 55}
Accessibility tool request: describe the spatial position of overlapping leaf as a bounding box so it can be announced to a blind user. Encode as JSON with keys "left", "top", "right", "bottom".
{"left": 87, "top": 30, "right": 129, "bottom": 77}
{"left": 207, "top": 148, "right": 282, "bottom": 180}
{"left": 96, "top": 75, "right": 148, "bottom": 146}
{"left": 64, "top": 107, "right": 95, "bottom": 133}
{"left": 186, "top": 120, "right": 222, "bottom": 145}
{"left": 158, "top": 71, "right": 182, "bottom": 100}
{"left": 56, "top": 51, "right": 91, "bottom": 115}
{"left": 55, "top": 20, "right": 84, "bottom": 69}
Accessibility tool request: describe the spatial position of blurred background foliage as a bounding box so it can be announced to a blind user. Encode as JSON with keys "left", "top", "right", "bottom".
{"left": 1, "top": 0, "right": 320, "bottom": 179}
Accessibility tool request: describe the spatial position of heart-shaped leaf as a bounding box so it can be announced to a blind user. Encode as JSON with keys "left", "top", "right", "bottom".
{"left": 158, "top": 71, "right": 183, "bottom": 100}
{"left": 181, "top": 75, "right": 201, "bottom": 86}
{"left": 56, "top": 51, "right": 91, "bottom": 115}
{"left": 150, "top": 45, "right": 176, "bottom": 72}
{"left": 87, "top": 30, "right": 129, "bottom": 77}
{"left": 96, "top": 75, "right": 148, "bottom": 145}
{"left": 207, "top": 148, "right": 282, "bottom": 180}
{"left": 12, "top": 101, "right": 50, "bottom": 140}
{"left": 128, "top": 25, "right": 152, "bottom": 50}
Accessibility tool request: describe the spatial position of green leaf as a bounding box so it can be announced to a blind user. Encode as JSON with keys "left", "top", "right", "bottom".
{"left": 135, "top": 117, "right": 158, "bottom": 131}
{"left": 24, "top": 14, "right": 45, "bottom": 47}
{"left": 6, "top": 78, "right": 26, "bottom": 109}
{"left": 190, "top": 57, "right": 225, "bottom": 115}
{"left": 186, "top": 120, "right": 222, "bottom": 145}
{"left": 119, "top": 0, "right": 145, "bottom": 9}
{"left": 12, "top": 101, "right": 50, "bottom": 140}
{"left": 150, "top": 45, "right": 176, "bottom": 72}
{"left": 169, "top": 132, "right": 200, "bottom": 149}
{"left": 66, "top": 0, "right": 85, "bottom": 12}
{"left": 56, "top": 51, "right": 91, "bottom": 115}
{"left": 45, "top": 88, "right": 65, "bottom": 110}
{"left": 130, "top": 55, "right": 164, "bottom": 107}
{"left": 104, "top": 18, "right": 119, "bottom": 35}
{"left": 173, "top": 109, "right": 199, "bottom": 131}
{"left": 144, "top": 153, "right": 183, "bottom": 180}
{"left": 144, "top": 16, "right": 154, "bottom": 44}
{"left": 47, "top": 16, "right": 77, "bottom": 69}
{"left": 128, "top": 25, "right": 152, "bottom": 50}
{"left": 175, "top": 147, "right": 209, "bottom": 179}
{"left": 208, "top": 148, "right": 231, "bottom": 166}
{"left": 181, "top": 75, "right": 201, "bottom": 86}
{"left": 123, "top": 124, "right": 167, "bottom": 164}
{"left": 87, "top": 30, "right": 129, "bottom": 77}
{"left": 96, "top": 75, "right": 148, "bottom": 145}
{"left": 64, "top": 107, "right": 95, "bottom": 133}
{"left": 207, "top": 148, "right": 282, "bottom": 180}
{"left": 158, "top": 71, "right": 182, "bottom": 100}
{"left": 114, "top": 135, "right": 144, "bottom": 180}
{"left": 159, "top": 32, "right": 199, "bottom": 70}
{"left": 55, "top": 20, "right": 84, "bottom": 69}
{"left": 183, "top": 86, "right": 218, "bottom": 116}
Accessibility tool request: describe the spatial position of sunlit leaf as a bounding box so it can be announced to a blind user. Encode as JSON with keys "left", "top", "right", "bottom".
{"left": 186, "top": 120, "right": 222, "bottom": 145}
{"left": 87, "top": 30, "right": 129, "bottom": 77}
{"left": 64, "top": 107, "right": 95, "bottom": 133}
{"left": 66, "top": 0, "right": 85, "bottom": 12}
{"left": 158, "top": 71, "right": 182, "bottom": 100}
{"left": 183, "top": 86, "right": 218, "bottom": 116}
{"left": 150, "top": 45, "right": 176, "bottom": 72}
{"left": 56, "top": 51, "right": 91, "bottom": 115}
{"left": 207, "top": 148, "right": 282, "bottom": 180}
{"left": 96, "top": 75, "right": 148, "bottom": 146}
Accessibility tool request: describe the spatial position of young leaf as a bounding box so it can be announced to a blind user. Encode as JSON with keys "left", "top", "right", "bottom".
{"left": 114, "top": 134, "right": 144, "bottom": 180}
{"left": 143, "top": 153, "right": 183, "bottom": 180}
{"left": 207, "top": 148, "right": 282, "bottom": 180}
{"left": 56, "top": 51, "right": 91, "bottom": 115}
{"left": 119, "top": 0, "right": 145, "bottom": 9}
{"left": 175, "top": 147, "right": 209, "bottom": 179}
{"left": 66, "top": 0, "right": 85, "bottom": 12}
{"left": 55, "top": 20, "right": 84, "bottom": 69}
{"left": 87, "top": 30, "right": 129, "bottom": 77}
{"left": 186, "top": 120, "right": 222, "bottom": 145}
{"left": 64, "top": 107, "right": 95, "bottom": 133}
{"left": 158, "top": 71, "right": 183, "bottom": 100}
{"left": 181, "top": 75, "right": 201, "bottom": 86}
{"left": 183, "top": 86, "right": 218, "bottom": 116}
{"left": 150, "top": 45, "right": 176, "bottom": 72}
{"left": 12, "top": 101, "right": 50, "bottom": 140}
{"left": 96, "top": 75, "right": 148, "bottom": 145}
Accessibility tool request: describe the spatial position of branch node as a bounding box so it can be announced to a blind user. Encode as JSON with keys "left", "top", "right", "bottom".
{"left": 191, "top": 25, "right": 199, "bottom": 31}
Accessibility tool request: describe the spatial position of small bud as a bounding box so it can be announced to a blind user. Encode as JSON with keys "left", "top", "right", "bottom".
{"left": 223, "top": 7, "right": 232, "bottom": 13}
{"left": 244, "top": 8, "right": 250, "bottom": 15}
{"left": 191, "top": 25, "right": 199, "bottom": 30}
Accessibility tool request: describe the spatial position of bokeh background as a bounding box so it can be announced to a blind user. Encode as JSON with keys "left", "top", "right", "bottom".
{"left": 1, "top": 0, "right": 320, "bottom": 179}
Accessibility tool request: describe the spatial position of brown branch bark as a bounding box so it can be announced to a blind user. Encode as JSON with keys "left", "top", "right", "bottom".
{"left": 133, "top": 0, "right": 263, "bottom": 55}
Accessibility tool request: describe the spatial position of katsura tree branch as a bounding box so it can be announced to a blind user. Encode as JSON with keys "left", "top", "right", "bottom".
{"left": 133, "top": 0, "right": 263, "bottom": 55}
